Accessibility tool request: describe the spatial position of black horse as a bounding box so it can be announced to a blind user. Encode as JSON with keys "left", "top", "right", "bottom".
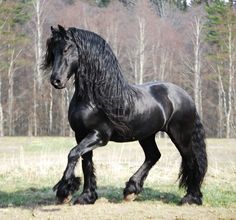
{"left": 42, "top": 25, "right": 207, "bottom": 205}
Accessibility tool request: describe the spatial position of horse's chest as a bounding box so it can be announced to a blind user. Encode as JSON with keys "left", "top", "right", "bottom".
{"left": 68, "top": 103, "right": 97, "bottom": 131}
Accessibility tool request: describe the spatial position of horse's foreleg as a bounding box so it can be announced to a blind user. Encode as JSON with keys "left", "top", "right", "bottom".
{"left": 53, "top": 130, "right": 105, "bottom": 204}
{"left": 124, "top": 134, "right": 161, "bottom": 201}
{"left": 73, "top": 151, "right": 98, "bottom": 204}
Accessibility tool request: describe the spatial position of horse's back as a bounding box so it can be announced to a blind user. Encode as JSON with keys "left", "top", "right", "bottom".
{"left": 136, "top": 81, "right": 196, "bottom": 133}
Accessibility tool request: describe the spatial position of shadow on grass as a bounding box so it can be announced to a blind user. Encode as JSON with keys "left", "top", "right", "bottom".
{"left": 0, "top": 187, "right": 56, "bottom": 208}
{"left": 98, "top": 186, "right": 181, "bottom": 205}
{"left": 0, "top": 186, "right": 181, "bottom": 208}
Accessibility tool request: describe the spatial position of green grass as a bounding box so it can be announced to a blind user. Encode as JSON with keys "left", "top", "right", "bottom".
{"left": 0, "top": 137, "right": 236, "bottom": 209}
{"left": 0, "top": 177, "right": 235, "bottom": 208}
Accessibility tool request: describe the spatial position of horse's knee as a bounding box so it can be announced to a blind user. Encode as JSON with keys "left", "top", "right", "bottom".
{"left": 68, "top": 147, "right": 80, "bottom": 161}
{"left": 81, "top": 151, "right": 93, "bottom": 160}
{"left": 155, "top": 151, "right": 161, "bottom": 162}
{"left": 149, "top": 151, "right": 161, "bottom": 165}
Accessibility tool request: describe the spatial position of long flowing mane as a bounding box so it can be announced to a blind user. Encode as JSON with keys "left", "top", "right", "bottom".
{"left": 43, "top": 28, "right": 139, "bottom": 135}
{"left": 70, "top": 28, "right": 140, "bottom": 135}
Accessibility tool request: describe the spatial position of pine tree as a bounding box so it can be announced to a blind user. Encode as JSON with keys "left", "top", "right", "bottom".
{"left": 205, "top": 0, "right": 236, "bottom": 137}
{"left": 96, "top": 0, "right": 111, "bottom": 7}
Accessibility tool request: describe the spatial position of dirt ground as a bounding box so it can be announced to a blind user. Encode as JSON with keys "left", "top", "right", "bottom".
{"left": 1, "top": 201, "right": 236, "bottom": 220}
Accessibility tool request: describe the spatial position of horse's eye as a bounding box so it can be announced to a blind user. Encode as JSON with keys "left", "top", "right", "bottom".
{"left": 64, "top": 45, "right": 72, "bottom": 53}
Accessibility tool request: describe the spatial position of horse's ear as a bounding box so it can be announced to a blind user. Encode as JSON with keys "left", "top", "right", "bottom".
{"left": 58, "top": 25, "right": 68, "bottom": 39}
{"left": 51, "top": 26, "right": 56, "bottom": 34}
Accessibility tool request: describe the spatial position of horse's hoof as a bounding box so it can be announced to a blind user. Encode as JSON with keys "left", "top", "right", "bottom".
{"left": 180, "top": 194, "right": 202, "bottom": 205}
{"left": 123, "top": 179, "right": 142, "bottom": 201}
{"left": 53, "top": 176, "right": 81, "bottom": 205}
{"left": 124, "top": 193, "right": 137, "bottom": 202}
{"left": 73, "top": 197, "right": 96, "bottom": 205}
{"left": 73, "top": 191, "right": 98, "bottom": 205}
{"left": 56, "top": 194, "right": 72, "bottom": 204}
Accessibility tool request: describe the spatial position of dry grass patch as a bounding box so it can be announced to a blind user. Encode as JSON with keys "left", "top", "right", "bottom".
{"left": 0, "top": 137, "right": 236, "bottom": 219}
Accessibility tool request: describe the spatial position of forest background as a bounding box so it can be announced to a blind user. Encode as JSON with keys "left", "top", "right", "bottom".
{"left": 0, "top": 0, "right": 236, "bottom": 138}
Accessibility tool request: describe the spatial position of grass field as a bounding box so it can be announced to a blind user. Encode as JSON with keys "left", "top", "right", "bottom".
{"left": 0, "top": 137, "right": 236, "bottom": 219}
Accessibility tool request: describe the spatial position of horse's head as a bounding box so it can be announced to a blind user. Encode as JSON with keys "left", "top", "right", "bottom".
{"left": 44, "top": 25, "right": 79, "bottom": 89}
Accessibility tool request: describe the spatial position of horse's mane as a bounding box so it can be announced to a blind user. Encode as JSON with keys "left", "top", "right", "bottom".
{"left": 43, "top": 27, "right": 139, "bottom": 135}
{"left": 42, "top": 37, "right": 54, "bottom": 71}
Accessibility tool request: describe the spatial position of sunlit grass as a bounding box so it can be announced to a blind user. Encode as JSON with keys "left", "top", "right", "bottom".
{"left": 0, "top": 137, "right": 235, "bottom": 208}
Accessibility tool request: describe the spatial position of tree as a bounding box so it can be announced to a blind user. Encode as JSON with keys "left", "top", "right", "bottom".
{"left": 0, "top": 74, "right": 3, "bottom": 137}
{"left": 0, "top": 1, "right": 6, "bottom": 137}
{"left": 206, "top": 0, "right": 236, "bottom": 137}
{"left": 0, "top": 0, "right": 30, "bottom": 135}
{"left": 96, "top": 0, "right": 111, "bottom": 7}
{"left": 30, "top": 0, "right": 50, "bottom": 136}
{"left": 125, "top": 0, "right": 159, "bottom": 84}
{"left": 0, "top": 0, "right": 235, "bottom": 138}
{"left": 151, "top": 0, "right": 188, "bottom": 17}
{"left": 184, "top": 9, "right": 206, "bottom": 118}
{"left": 192, "top": 16, "right": 203, "bottom": 117}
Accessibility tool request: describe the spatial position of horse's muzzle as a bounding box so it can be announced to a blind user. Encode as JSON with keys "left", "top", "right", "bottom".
{"left": 50, "top": 75, "right": 66, "bottom": 89}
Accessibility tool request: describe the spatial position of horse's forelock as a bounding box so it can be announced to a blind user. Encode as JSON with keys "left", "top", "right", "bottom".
{"left": 42, "top": 37, "right": 55, "bottom": 70}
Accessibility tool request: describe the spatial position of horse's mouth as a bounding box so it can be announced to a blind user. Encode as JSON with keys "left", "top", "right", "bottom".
{"left": 51, "top": 81, "right": 67, "bottom": 89}
{"left": 52, "top": 84, "right": 66, "bottom": 89}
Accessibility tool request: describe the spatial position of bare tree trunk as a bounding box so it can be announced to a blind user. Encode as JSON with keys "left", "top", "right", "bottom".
{"left": 0, "top": 8, "right": 5, "bottom": 136}
{"left": 61, "top": 90, "right": 66, "bottom": 136}
{"left": 159, "top": 49, "right": 168, "bottom": 81}
{"left": 33, "top": 72, "right": 37, "bottom": 136}
{"left": 192, "top": 16, "right": 203, "bottom": 118}
{"left": 112, "top": 23, "right": 119, "bottom": 57}
{"left": 7, "top": 49, "right": 15, "bottom": 136}
{"left": 49, "top": 86, "right": 53, "bottom": 134}
{"left": 138, "top": 17, "right": 145, "bottom": 84}
{"left": 105, "top": 21, "right": 119, "bottom": 57}
{"left": 152, "top": 44, "right": 159, "bottom": 79}
{"left": 199, "top": 78, "right": 203, "bottom": 119}
{"left": 127, "top": 49, "right": 139, "bottom": 84}
{"left": 7, "top": 46, "right": 22, "bottom": 136}
{"left": 0, "top": 75, "right": 3, "bottom": 137}
{"left": 28, "top": 115, "right": 32, "bottom": 136}
{"left": 65, "top": 88, "right": 73, "bottom": 137}
{"left": 226, "top": 24, "right": 233, "bottom": 138}
{"left": 134, "top": 52, "right": 138, "bottom": 84}
{"left": 33, "top": 0, "right": 45, "bottom": 88}
{"left": 218, "top": 66, "right": 227, "bottom": 137}
{"left": 218, "top": 80, "right": 223, "bottom": 138}
{"left": 32, "top": 0, "right": 48, "bottom": 136}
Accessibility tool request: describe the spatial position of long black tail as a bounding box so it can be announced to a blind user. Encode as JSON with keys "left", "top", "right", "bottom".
{"left": 179, "top": 113, "right": 207, "bottom": 194}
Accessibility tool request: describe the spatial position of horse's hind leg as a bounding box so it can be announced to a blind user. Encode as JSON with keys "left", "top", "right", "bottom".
{"left": 74, "top": 151, "right": 98, "bottom": 204}
{"left": 168, "top": 113, "right": 207, "bottom": 205}
{"left": 124, "top": 134, "right": 161, "bottom": 201}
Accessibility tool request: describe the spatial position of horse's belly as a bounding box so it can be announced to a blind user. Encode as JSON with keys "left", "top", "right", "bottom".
{"left": 110, "top": 107, "right": 165, "bottom": 142}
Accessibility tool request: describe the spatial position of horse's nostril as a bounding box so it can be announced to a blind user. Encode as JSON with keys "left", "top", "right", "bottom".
{"left": 55, "top": 79, "right": 61, "bottom": 84}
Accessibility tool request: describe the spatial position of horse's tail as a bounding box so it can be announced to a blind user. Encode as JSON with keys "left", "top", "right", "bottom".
{"left": 179, "top": 112, "right": 207, "bottom": 194}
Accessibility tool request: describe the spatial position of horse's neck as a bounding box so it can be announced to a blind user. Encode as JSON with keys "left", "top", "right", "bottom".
{"left": 74, "top": 71, "right": 135, "bottom": 105}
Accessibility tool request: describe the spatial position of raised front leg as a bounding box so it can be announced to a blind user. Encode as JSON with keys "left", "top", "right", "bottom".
{"left": 53, "top": 130, "right": 107, "bottom": 204}
{"left": 124, "top": 135, "right": 161, "bottom": 201}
